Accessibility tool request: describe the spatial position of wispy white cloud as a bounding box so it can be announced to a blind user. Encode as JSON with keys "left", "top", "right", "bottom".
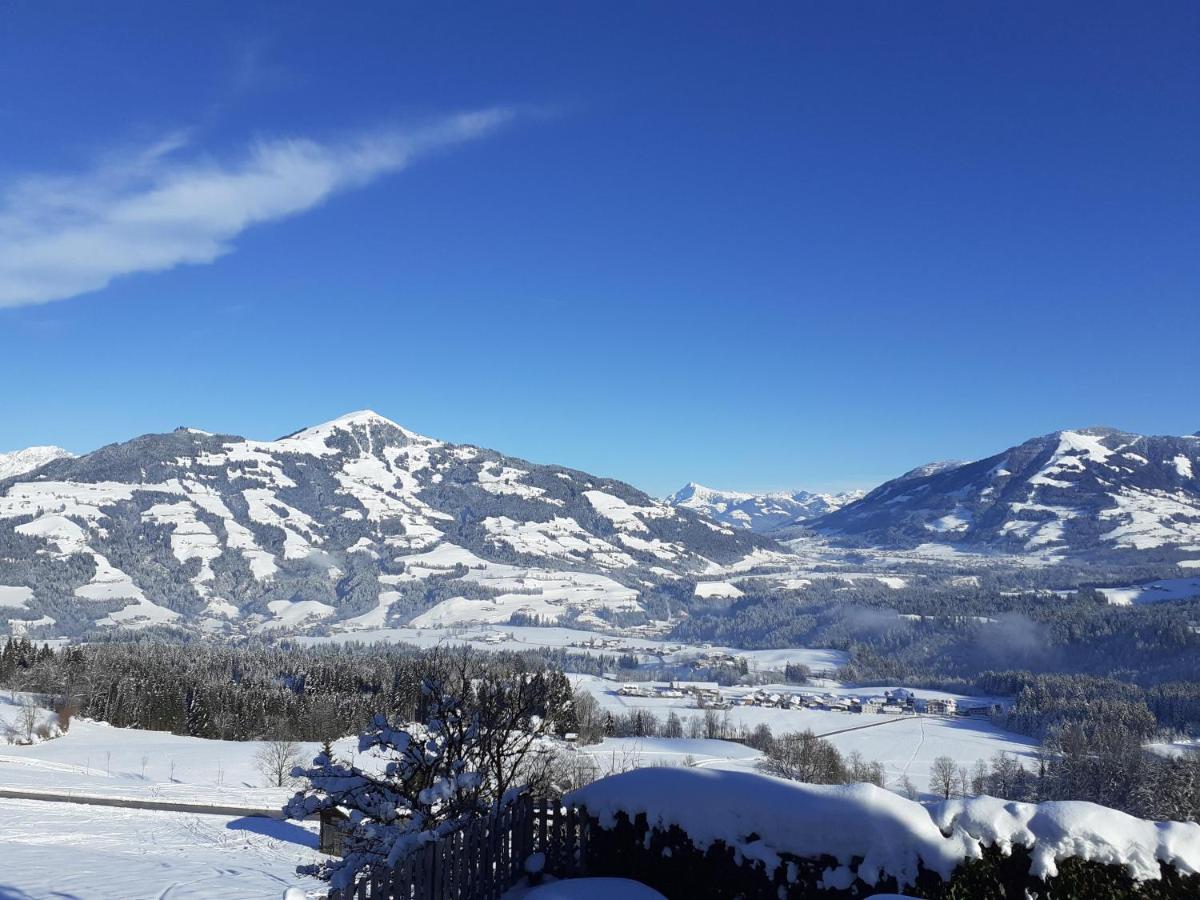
{"left": 0, "top": 108, "right": 515, "bottom": 308}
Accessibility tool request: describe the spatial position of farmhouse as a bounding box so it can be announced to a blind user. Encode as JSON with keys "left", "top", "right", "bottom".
{"left": 669, "top": 680, "right": 720, "bottom": 694}
{"left": 959, "top": 702, "right": 1003, "bottom": 718}
{"left": 915, "top": 697, "right": 957, "bottom": 715}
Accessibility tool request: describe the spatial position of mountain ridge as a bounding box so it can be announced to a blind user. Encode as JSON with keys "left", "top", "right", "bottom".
{"left": 668, "top": 482, "right": 865, "bottom": 533}
{"left": 0, "top": 412, "right": 773, "bottom": 639}
{"left": 0, "top": 446, "right": 74, "bottom": 481}
{"left": 808, "top": 427, "right": 1200, "bottom": 560}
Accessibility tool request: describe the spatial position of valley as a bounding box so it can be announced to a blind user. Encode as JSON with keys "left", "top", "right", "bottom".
{"left": 3, "top": 415, "right": 1200, "bottom": 898}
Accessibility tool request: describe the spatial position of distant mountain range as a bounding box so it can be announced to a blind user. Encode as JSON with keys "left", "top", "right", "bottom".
{"left": 0, "top": 446, "right": 74, "bottom": 481}
{"left": 4, "top": 419, "right": 1200, "bottom": 640}
{"left": 667, "top": 483, "right": 864, "bottom": 533}
{"left": 810, "top": 427, "right": 1200, "bottom": 561}
{"left": 0, "top": 412, "right": 769, "bottom": 638}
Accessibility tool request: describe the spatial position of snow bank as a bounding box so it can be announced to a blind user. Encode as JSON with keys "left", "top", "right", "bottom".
{"left": 568, "top": 768, "right": 1200, "bottom": 889}
{"left": 931, "top": 795, "right": 1200, "bottom": 882}
{"left": 567, "top": 768, "right": 970, "bottom": 888}
{"left": 518, "top": 878, "right": 666, "bottom": 900}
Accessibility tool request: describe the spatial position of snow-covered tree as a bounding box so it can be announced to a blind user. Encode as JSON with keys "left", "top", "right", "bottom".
{"left": 285, "top": 659, "right": 566, "bottom": 892}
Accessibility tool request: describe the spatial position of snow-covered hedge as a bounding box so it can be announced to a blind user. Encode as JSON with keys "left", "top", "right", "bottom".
{"left": 566, "top": 768, "right": 1200, "bottom": 898}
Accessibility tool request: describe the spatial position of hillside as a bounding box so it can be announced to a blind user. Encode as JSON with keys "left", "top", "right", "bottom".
{"left": 809, "top": 427, "right": 1200, "bottom": 562}
{"left": 0, "top": 412, "right": 772, "bottom": 638}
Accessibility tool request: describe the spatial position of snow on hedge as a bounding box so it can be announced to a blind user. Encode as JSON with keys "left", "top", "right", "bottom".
{"left": 568, "top": 768, "right": 970, "bottom": 888}
{"left": 931, "top": 794, "right": 1200, "bottom": 882}
{"left": 567, "top": 768, "right": 1200, "bottom": 890}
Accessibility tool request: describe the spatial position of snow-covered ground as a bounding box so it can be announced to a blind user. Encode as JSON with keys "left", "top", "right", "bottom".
{"left": 0, "top": 693, "right": 325, "bottom": 806}
{"left": 570, "top": 675, "right": 1037, "bottom": 792}
{"left": 0, "top": 695, "right": 325, "bottom": 898}
{"left": 298, "top": 623, "right": 850, "bottom": 673}
{"left": 505, "top": 878, "right": 666, "bottom": 900}
{"left": 303, "top": 626, "right": 1034, "bottom": 793}
{"left": 1097, "top": 576, "right": 1200, "bottom": 606}
{"left": 0, "top": 798, "right": 323, "bottom": 899}
{"left": 573, "top": 736, "right": 762, "bottom": 776}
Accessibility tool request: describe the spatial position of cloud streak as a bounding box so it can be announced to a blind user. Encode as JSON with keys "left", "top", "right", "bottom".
{"left": 0, "top": 108, "right": 515, "bottom": 308}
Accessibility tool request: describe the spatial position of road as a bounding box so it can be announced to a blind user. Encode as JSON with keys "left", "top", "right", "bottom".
{"left": 0, "top": 786, "right": 287, "bottom": 818}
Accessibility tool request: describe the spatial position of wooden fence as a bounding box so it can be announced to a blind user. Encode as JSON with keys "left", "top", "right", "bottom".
{"left": 329, "top": 795, "right": 590, "bottom": 900}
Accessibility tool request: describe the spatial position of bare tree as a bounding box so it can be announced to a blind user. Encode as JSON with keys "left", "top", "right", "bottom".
{"left": 930, "top": 755, "right": 959, "bottom": 799}
{"left": 846, "top": 750, "right": 885, "bottom": 787}
{"left": 760, "top": 730, "right": 847, "bottom": 784}
{"left": 256, "top": 740, "right": 304, "bottom": 787}
{"left": 17, "top": 696, "right": 39, "bottom": 743}
{"left": 662, "top": 710, "right": 684, "bottom": 739}
{"left": 971, "top": 759, "right": 989, "bottom": 795}
{"left": 53, "top": 695, "right": 79, "bottom": 733}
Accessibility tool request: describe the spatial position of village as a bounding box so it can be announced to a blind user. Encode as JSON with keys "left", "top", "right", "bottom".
{"left": 613, "top": 679, "right": 1001, "bottom": 718}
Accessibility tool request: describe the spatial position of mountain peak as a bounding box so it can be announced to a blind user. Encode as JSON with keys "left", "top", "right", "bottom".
{"left": 280, "top": 410, "right": 435, "bottom": 446}
{"left": 669, "top": 482, "right": 740, "bottom": 504}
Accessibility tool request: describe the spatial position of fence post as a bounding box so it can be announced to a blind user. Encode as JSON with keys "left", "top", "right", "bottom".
{"left": 565, "top": 805, "right": 577, "bottom": 877}
{"left": 439, "top": 832, "right": 450, "bottom": 900}
{"left": 426, "top": 841, "right": 438, "bottom": 900}
{"left": 577, "top": 804, "right": 589, "bottom": 877}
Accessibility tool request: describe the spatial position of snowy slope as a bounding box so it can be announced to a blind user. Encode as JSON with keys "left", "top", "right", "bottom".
{"left": 0, "top": 799, "right": 323, "bottom": 900}
{"left": 0, "top": 693, "right": 324, "bottom": 898}
{"left": 809, "top": 427, "right": 1200, "bottom": 561}
{"left": 668, "top": 482, "right": 864, "bottom": 533}
{"left": 0, "top": 412, "right": 772, "bottom": 638}
{"left": 0, "top": 445, "right": 74, "bottom": 481}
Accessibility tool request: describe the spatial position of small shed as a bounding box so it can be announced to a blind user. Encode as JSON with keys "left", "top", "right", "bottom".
{"left": 319, "top": 807, "right": 350, "bottom": 856}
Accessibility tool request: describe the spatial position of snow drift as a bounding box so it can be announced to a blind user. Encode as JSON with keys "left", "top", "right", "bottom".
{"left": 567, "top": 767, "right": 1200, "bottom": 890}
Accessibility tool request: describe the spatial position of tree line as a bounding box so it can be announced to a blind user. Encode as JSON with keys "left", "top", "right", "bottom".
{"left": 1, "top": 636, "right": 577, "bottom": 744}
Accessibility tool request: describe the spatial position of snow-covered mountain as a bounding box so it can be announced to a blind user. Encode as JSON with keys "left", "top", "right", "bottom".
{"left": 0, "top": 412, "right": 772, "bottom": 637}
{"left": 810, "top": 427, "right": 1200, "bottom": 561}
{"left": 668, "top": 482, "right": 864, "bottom": 533}
{"left": 0, "top": 446, "right": 74, "bottom": 481}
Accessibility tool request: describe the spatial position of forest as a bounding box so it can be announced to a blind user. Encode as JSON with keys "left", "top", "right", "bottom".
{"left": 0, "top": 635, "right": 576, "bottom": 743}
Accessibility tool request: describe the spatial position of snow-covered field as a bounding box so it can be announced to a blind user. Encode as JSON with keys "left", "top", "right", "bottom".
{"left": 0, "top": 694, "right": 318, "bottom": 806}
{"left": 298, "top": 623, "right": 850, "bottom": 673}
{"left": 303, "top": 627, "right": 1032, "bottom": 792}
{"left": 0, "top": 798, "right": 322, "bottom": 900}
{"left": 569, "top": 675, "right": 1037, "bottom": 792}
{"left": 1097, "top": 576, "right": 1200, "bottom": 606}
{"left": 0, "top": 695, "right": 325, "bottom": 899}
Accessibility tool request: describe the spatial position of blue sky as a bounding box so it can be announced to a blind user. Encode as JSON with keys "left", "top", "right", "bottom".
{"left": 1, "top": 2, "right": 1197, "bottom": 495}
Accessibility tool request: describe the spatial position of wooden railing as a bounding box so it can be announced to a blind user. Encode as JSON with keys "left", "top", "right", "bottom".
{"left": 329, "top": 795, "right": 590, "bottom": 900}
